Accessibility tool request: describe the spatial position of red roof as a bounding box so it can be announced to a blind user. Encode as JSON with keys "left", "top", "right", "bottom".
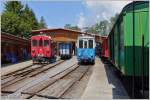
{"left": 32, "top": 28, "right": 84, "bottom": 34}
{"left": 32, "top": 28, "right": 103, "bottom": 39}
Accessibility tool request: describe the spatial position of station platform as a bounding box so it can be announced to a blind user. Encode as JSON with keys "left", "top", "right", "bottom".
{"left": 81, "top": 57, "right": 129, "bottom": 99}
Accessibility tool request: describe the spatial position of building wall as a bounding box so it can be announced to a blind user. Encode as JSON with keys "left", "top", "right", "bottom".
{"left": 1, "top": 32, "right": 30, "bottom": 64}
{"left": 45, "top": 30, "right": 79, "bottom": 42}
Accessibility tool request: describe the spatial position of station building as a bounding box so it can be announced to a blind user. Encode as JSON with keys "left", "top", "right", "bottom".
{"left": 1, "top": 32, "right": 30, "bottom": 64}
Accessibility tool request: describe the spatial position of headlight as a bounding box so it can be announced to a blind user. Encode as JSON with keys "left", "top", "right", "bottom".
{"left": 78, "top": 53, "right": 81, "bottom": 56}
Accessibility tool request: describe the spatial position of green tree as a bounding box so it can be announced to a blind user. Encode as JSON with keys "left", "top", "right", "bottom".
{"left": 64, "top": 24, "right": 80, "bottom": 31}
{"left": 64, "top": 24, "right": 71, "bottom": 29}
{"left": 1, "top": 1, "right": 44, "bottom": 38}
{"left": 20, "top": 4, "right": 32, "bottom": 37}
{"left": 84, "top": 26, "right": 97, "bottom": 34}
{"left": 110, "top": 13, "right": 119, "bottom": 29}
{"left": 29, "top": 9, "right": 39, "bottom": 30}
{"left": 84, "top": 13, "right": 119, "bottom": 36}
{"left": 20, "top": 4, "right": 39, "bottom": 37}
{"left": 39, "top": 16, "right": 47, "bottom": 29}
{"left": 4, "top": 1, "right": 23, "bottom": 16}
{"left": 99, "top": 20, "right": 109, "bottom": 36}
{"left": 1, "top": 11, "right": 20, "bottom": 35}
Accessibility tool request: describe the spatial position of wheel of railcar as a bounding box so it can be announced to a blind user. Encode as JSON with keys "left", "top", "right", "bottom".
{"left": 91, "top": 60, "right": 95, "bottom": 65}
{"left": 33, "top": 61, "right": 35, "bottom": 65}
{"left": 78, "top": 61, "right": 81, "bottom": 65}
{"left": 32, "top": 59, "right": 35, "bottom": 64}
{"left": 47, "top": 59, "right": 49, "bottom": 64}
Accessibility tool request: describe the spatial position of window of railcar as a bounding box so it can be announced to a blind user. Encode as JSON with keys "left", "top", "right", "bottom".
{"left": 32, "top": 40, "right": 38, "bottom": 47}
{"left": 120, "top": 17, "right": 124, "bottom": 66}
{"left": 89, "top": 40, "right": 93, "bottom": 48}
{"left": 44, "top": 40, "right": 49, "bottom": 46}
{"left": 79, "top": 40, "right": 83, "bottom": 48}
{"left": 84, "top": 41, "right": 87, "bottom": 48}
{"left": 39, "top": 38, "right": 43, "bottom": 46}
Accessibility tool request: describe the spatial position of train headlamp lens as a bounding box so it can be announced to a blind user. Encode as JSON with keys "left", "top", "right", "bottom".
{"left": 78, "top": 53, "right": 81, "bottom": 56}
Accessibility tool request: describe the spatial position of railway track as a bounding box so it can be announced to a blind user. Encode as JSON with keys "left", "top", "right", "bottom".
{"left": 1, "top": 58, "right": 91, "bottom": 99}
{"left": 22, "top": 65, "right": 90, "bottom": 99}
{"left": 1, "top": 60, "right": 64, "bottom": 91}
{"left": 2, "top": 59, "right": 62, "bottom": 77}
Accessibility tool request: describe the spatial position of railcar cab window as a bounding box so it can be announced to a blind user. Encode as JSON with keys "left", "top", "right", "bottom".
{"left": 79, "top": 40, "right": 83, "bottom": 48}
{"left": 84, "top": 41, "right": 87, "bottom": 48}
{"left": 89, "top": 40, "right": 93, "bottom": 48}
{"left": 39, "top": 38, "right": 43, "bottom": 46}
{"left": 32, "top": 40, "right": 38, "bottom": 47}
{"left": 44, "top": 40, "right": 49, "bottom": 46}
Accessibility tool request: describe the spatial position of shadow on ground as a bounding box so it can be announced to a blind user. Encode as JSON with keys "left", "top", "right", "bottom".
{"left": 100, "top": 58, "right": 130, "bottom": 99}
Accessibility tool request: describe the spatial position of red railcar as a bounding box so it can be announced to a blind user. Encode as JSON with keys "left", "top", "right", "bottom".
{"left": 101, "top": 37, "right": 108, "bottom": 59}
{"left": 31, "top": 35, "right": 56, "bottom": 63}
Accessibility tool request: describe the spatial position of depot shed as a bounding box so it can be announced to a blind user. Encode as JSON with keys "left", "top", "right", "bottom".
{"left": 32, "top": 28, "right": 102, "bottom": 55}
{"left": 1, "top": 32, "right": 31, "bottom": 64}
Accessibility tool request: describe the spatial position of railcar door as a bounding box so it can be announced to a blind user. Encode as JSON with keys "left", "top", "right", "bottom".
{"left": 31, "top": 37, "right": 38, "bottom": 58}
{"left": 43, "top": 38, "right": 50, "bottom": 57}
{"left": 83, "top": 39, "right": 88, "bottom": 48}
{"left": 38, "top": 37, "right": 43, "bottom": 56}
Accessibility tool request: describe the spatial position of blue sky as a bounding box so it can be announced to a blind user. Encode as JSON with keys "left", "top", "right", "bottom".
{"left": 0, "top": 0, "right": 131, "bottom": 29}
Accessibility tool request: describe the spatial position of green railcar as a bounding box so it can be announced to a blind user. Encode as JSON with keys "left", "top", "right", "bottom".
{"left": 108, "top": 1, "right": 149, "bottom": 98}
{"left": 108, "top": 1, "right": 149, "bottom": 77}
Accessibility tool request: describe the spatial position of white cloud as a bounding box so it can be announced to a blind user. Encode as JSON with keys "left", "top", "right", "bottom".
{"left": 78, "top": 0, "right": 132, "bottom": 27}
{"left": 102, "top": 12, "right": 109, "bottom": 20}
{"left": 77, "top": 12, "right": 86, "bottom": 29}
{"left": 85, "top": 0, "right": 131, "bottom": 13}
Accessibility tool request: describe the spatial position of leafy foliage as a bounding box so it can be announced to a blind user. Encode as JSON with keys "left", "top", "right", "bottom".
{"left": 1, "top": 11, "right": 21, "bottom": 35}
{"left": 4, "top": 1, "right": 23, "bottom": 16}
{"left": 1, "top": 1, "right": 47, "bottom": 38}
{"left": 84, "top": 13, "right": 119, "bottom": 36}
{"left": 39, "top": 16, "right": 47, "bottom": 29}
{"left": 64, "top": 24, "right": 81, "bottom": 31}
{"left": 110, "top": 13, "right": 119, "bottom": 29}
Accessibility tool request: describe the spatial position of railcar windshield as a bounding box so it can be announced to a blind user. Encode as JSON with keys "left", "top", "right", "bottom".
{"left": 79, "top": 40, "right": 83, "bottom": 48}
{"left": 78, "top": 38, "right": 94, "bottom": 48}
{"left": 44, "top": 40, "right": 49, "bottom": 46}
{"left": 89, "top": 40, "right": 93, "bottom": 48}
{"left": 32, "top": 40, "right": 38, "bottom": 47}
{"left": 84, "top": 41, "right": 87, "bottom": 48}
{"left": 39, "top": 38, "right": 43, "bottom": 46}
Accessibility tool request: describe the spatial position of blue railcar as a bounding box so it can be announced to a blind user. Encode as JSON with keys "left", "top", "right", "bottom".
{"left": 59, "top": 42, "right": 72, "bottom": 59}
{"left": 77, "top": 35, "right": 96, "bottom": 64}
